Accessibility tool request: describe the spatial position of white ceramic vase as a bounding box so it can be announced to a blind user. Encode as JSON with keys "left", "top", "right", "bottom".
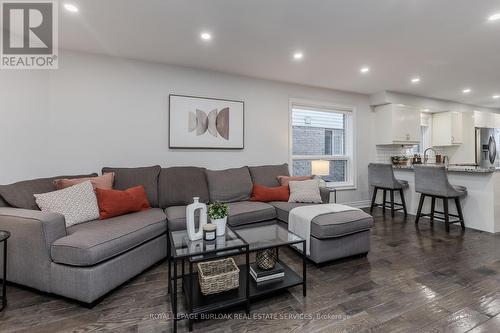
{"left": 186, "top": 197, "right": 207, "bottom": 241}
{"left": 211, "top": 217, "right": 227, "bottom": 236}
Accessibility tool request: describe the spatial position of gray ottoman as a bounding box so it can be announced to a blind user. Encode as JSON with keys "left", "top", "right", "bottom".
{"left": 308, "top": 210, "right": 374, "bottom": 264}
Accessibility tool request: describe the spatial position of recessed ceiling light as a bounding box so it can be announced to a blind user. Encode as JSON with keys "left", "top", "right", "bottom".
{"left": 488, "top": 13, "right": 500, "bottom": 21}
{"left": 493, "top": 95, "right": 500, "bottom": 99}
{"left": 200, "top": 32, "right": 212, "bottom": 41}
{"left": 63, "top": 3, "right": 78, "bottom": 13}
{"left": 293, "top": 52, "right": 304, "bottom": 60}
{"left": 397, "top": 104, "right": 406, "bottom": 107}
{"left": 422, "top": 108, "right": 430, "bottom": 112}
{"left": 411, "top": 77, "right": 421, "bottom": 84}
{"left": 360, "top": 66, "right": 370, "bottom": 74}
{"left": 462, "top": 88, "right": 472, "bottom": 94}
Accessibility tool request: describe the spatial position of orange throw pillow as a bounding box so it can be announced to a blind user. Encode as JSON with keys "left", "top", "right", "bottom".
{"left": 251, "top": 184, "right": 289, "bottom": 202}
{"left": 95, "top": 186, "right": 150, "bottom": 220}
{"left": 54, "top": 173, "right": 115, "bottom": 190}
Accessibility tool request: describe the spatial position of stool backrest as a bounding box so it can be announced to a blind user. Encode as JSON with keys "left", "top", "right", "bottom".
{"left": 414, "top": 165, "right": 455, "bottom": 196}
{"left": 368, "top": 163, "right": 398, "bottom": 188}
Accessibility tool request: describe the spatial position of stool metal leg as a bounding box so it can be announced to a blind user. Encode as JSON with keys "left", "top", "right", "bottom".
{"left": 390, "top": 190, "right": 395, "bottom": 217}
{"left": 415, "top": 194, "right": 425, "bottom": 225}
{"left": 455, "top": 197, "right": 465, "bottom": 230}
{"left": 399, "top": 189, "right": 407, "bottom": 217}
{"left": 370, "top": 187, "right": 378, "bottom": 213}
{"left": 382, "top": 190, "right": 387, "bottom": 215}
{"left": 430, "top": 197, "right": 436, "bottom": 225}
{"left": 443, "top": 198, "right": 450, "bottom": 232}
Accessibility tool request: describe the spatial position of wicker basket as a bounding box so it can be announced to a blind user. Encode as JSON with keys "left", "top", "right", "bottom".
{"left": 197, "top": 258, "right": 240, "bottom": 295}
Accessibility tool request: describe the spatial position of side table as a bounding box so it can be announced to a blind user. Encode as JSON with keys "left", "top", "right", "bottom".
{"left": 0, "top": 230, "right": 10, "bottom": 312}
{"left": 326, "top": 187, "right": 337, "bottom": 203}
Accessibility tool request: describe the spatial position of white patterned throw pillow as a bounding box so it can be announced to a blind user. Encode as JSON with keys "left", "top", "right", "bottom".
{"left": 288, "top": 178, "right": 323, "bottom": 203}
{"left": 34, "top": 181, "right": 100, "bottom": 227}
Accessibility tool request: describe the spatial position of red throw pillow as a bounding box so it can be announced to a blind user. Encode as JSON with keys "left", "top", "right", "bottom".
{"left": 95, "top": 186, "right": 151, "bottom": 220}
{"left": 251, "top": 184, "right": 289, "bottom": 202}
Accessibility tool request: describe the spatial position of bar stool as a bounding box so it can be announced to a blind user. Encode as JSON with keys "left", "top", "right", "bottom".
{"left": 368, "top": 163, "right": 408, "bottom": 217}
{"left": 414, "top": 165, "right": 466, "bottom": 232}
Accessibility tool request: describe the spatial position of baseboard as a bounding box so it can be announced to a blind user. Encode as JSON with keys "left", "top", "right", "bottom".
{"left": 341, "top": 200, "right": 371, "bottom": 208}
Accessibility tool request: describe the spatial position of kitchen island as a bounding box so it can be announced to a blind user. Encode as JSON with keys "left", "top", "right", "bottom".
{"left": 389, "top": 166, "right": 500, "bottom": 233}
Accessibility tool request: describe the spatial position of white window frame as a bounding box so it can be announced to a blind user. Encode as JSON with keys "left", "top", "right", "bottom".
{"left": 289, "top": 98, "right": 356, "bottom": 190}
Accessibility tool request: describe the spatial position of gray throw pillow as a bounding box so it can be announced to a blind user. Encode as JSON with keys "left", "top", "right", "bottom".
{"left": 288, "top": 178, "right": 322, "bottom": 203}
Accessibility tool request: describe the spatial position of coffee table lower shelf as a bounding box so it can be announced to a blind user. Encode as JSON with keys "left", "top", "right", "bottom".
{"left": 182, "top": 261, "right": 303, "bottom": 315}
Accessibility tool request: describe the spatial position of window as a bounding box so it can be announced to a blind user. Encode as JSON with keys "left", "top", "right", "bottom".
{"left": 290, "top": 100, "right": 355, "bottom": 188}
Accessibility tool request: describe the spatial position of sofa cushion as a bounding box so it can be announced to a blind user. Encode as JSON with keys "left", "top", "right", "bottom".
{"left": 102, "top": 166, "right": 160, "bottom": 208}
{"left": 165, "top": 205, "right": 199, "bottom": 231}
{"left": 166, "top": 201, "right": 276, "bottom": 230}
{"left": 310, "top": 210, "right": 374, "bottom": 239}
{"left": 0, "top": 196, "right": 10, "bottom": 207}
{"left": 268, "top": 201, "right": 314, "bottom": 223}
{"left": 159, "top": 167, "right": 209, "bottom": 208}
{"left": 0, "top": 173, "right": 98, "bottom": 210}
{"left": 248, "top": 164, "right": 289, "bottom": 187}
{"left": 51, "top": 208, "right": 167, "bottom": 266}
{"left": 205, "top": 167, "right": 253, "bottom": 202}
{"left": 227, "top": 201, "right": 276, "bottom": 227}
{"left": 269, "top": 202, "right": 373, "bottom": 238}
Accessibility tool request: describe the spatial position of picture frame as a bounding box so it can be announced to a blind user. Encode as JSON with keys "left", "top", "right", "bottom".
{"left": 169, "top": 94, "right": 245, "bottom": 149}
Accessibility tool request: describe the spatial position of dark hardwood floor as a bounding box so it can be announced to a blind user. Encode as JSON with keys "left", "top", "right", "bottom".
{"left": 2, "top": 208, "right": 500, "bottom": 332}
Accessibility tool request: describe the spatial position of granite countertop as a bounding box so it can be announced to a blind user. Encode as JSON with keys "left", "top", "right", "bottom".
{"left": 392, "top": 165, "right": 496, "bottom": 173}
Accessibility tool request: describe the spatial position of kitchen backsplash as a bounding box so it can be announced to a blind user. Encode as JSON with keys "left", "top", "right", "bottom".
{"left": 375, "top": 145, "right": 454, "bottom": 163}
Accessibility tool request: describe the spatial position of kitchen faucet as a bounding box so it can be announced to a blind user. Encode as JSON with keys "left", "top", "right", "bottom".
{"left": 423, "top": 147, "right": 437, "bottom": 164}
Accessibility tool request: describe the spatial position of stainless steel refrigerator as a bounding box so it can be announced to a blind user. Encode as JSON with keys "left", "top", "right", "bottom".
{"left": 476, "top": 127, "right": 500, "bottom": 169}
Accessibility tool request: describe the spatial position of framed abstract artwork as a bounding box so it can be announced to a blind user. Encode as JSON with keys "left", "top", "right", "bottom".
{"left": 169, "top": 94, "right": 244, "bottom": 149}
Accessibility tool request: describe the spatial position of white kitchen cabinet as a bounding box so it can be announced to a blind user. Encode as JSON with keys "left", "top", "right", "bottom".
{"left": 473, "top": 111, "right": 500, "bottom": 128}
{"left": 373, "top": 104, "right": 421, "bottom": 144}
{"left": 432, "top": 111, "right": 463, "bottom": 146}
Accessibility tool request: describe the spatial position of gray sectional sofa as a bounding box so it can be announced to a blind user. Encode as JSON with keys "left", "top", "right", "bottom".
{"left": 0, "top": 164, "right": 373, "bottom": 304}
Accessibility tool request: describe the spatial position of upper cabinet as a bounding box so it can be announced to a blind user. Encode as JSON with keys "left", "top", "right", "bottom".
{"left": 373, "top": 104, "right": 421, "bottom": 144}
{"left": 432, "top": 111, "right": 463, "bottom": 146}
{"left": 473, "top": 111, "right": 500, "bottom": 128}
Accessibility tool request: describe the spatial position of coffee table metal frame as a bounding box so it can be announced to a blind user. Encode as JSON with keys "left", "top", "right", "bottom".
{"left": 167, "top": 223, "right": 306, "bottom": 333}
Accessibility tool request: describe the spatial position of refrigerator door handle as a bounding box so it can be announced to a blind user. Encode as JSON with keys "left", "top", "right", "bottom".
{"left": 488, "top": 135, "right": 497, "bottom": 164}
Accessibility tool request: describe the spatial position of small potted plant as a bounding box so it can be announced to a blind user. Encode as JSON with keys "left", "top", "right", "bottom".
{"left": 391, "top": 156, "right": 400, "bottom": 166}
{"left": 208, "top": 202, "right": 229, "bottom": 236}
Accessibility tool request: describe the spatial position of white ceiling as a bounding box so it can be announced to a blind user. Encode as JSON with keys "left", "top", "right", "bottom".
{"left": 59, "top": 0, "right": 500, "bottom": 108}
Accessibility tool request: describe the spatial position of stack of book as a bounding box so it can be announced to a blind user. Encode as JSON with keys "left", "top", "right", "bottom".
{"left": 250, "top": 262, "right": 284, "bottom": 283}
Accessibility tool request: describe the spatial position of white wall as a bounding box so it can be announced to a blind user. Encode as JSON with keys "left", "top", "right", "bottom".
{"left": 0, "top": 51, "right": 376, "bottom": 204}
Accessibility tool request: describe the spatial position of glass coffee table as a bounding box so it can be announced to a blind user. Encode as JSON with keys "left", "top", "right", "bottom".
{"left": 233, "top": 223, "right": 307, "bottom": 298}
{"left": 167, "top": 222, "right": 306, "bottom": 333}
{"left": 168, "top": 227, "right": 249, "bottom": 333}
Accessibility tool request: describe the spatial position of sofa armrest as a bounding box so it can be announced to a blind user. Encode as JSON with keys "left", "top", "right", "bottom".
{"left": 0, "top": 208, "right": 67, "bottom": 250}
{"left": 319, "top": 187, "right": 331, "bottom": 204}
{"left": 0, "top": 207, "right": 67, "bottom": 291}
